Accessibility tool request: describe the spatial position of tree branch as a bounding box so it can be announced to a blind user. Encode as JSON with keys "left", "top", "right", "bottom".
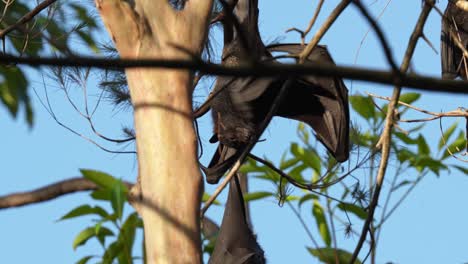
{"left": 2, "top": 53, "right": 468, "bottom": 94}
{"left": 350, "top": 1, "right": 435, "bottom": 262}
{"left": 0, "top": 0, "right": 57, "bottom": 38}
{"left": 0, "top": 178, "right": 133, "bottom": 209}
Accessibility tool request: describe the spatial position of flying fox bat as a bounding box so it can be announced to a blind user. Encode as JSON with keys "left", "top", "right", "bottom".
{"left": 441, "top": 1, "right": 468, "bottom": 79}
{"left": 203, "top": 0, "right": 349, "bottom": 184}
{"left": 208, "top": 176, "right": 265, "bottom": 264}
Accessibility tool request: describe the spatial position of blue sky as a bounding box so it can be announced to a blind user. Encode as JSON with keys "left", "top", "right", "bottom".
{"left": 1, "top": 1, "right": 468, "bottom": 263}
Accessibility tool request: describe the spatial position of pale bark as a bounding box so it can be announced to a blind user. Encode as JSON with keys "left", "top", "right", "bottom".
{"left": 95, "top": 1, "right": 213, "bottom": 263}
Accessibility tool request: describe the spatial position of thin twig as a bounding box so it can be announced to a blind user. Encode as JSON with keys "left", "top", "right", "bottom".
{"left": 350, "top": 1, "right": 435, "bottom": 262}
{"left": 352, "top": 0, "right": 398, "bottom": 72}
{"left": 286, "top": 0, "right": 324, "bottom": 45}
{"left": 0, "top": 0, "right": 58, "bottom": 38}
{"left": 299, "top": 0, "right": 352, "bottom": 62}
{"left": 354, "top": 0, "right": 393, "bottom": 65}
{"left": 368, "top": 92, "right": 468, "bottom": 122}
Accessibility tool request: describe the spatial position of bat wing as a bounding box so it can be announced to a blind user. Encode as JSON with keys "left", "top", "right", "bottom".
{"left": 441, "top": 3, "right": 468, "bottom": 80}
{"left": 209, "top": 177, "right": 265, "bottom": 264}
{"left": 267, "top": 43, "right": 350, "bottom": 162}
{"left": 441, "top": 4, "right": 460, "bottom": 79}
{"left": 205, "top": 144, "right": 241, "bottom": 184}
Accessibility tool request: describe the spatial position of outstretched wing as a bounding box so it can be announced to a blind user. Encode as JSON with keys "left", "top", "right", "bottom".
{"left": 267, "top": 43, "right": 350, "bottom": 162}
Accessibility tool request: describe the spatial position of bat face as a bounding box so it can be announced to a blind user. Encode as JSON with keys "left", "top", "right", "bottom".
{"left": 203, "top": 0, "right": 350, "bottom": 184}
{"left": 208, "top": 177, "right": 265, "bottom": 264}
{"left": 441, "top": 2, "right": 468, "bottom": 80}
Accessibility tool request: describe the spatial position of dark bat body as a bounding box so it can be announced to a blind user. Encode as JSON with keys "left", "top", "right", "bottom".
{"left": 204, "top": 0, "right": 349, "bottom": 184}
{"left": 441, "top": 2, "right": 468, "bottom": 79}
{"left": 208, "top": 176, "right": 265, "bottom": 264}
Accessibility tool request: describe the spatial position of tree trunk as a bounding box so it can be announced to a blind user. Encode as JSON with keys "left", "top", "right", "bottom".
{"left": 95, "top": 1, "right": 213, "bottom": 263}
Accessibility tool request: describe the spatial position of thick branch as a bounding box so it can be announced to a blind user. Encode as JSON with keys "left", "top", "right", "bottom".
{"left": 2, "top": 53, "right": 468, "bottom": 94}
{"left": 0, "top": 178, "right": 132, "bottom": 209}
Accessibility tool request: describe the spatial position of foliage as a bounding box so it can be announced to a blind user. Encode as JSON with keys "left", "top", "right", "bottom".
{"left": 59, "top": 170, "right": 142, "bottom": 264}
{"left": 0, "top": 1, "right": 100, "bottom": 125}
{"left": 238, "top": 92, "right": 466, "bottom": 263}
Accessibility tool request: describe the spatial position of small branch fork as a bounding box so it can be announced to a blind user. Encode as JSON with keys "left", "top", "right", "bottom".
{"left": 368, "top": 92, "right": 468, "bottom": 123}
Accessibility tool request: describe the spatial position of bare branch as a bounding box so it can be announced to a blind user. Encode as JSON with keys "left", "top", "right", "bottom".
{"left": 368, "top": 92, "right": 468, "bottom": 122}
{"left": 2, "top": 53, "right": 468, "bottom": 94}
{"left": 0, "top": 178, "right": 133, "bottom": 209}
{"left": 350, "top": 1, "right": 435, "bottom": 262}
{"left": 299, "top": 0, "right": 351, "bottom": 62}
{"left": 0, "top": 0, "right": 57, "bottom": 38}
{"left": 286, "top": 0, "right": 324, "bottom": 45}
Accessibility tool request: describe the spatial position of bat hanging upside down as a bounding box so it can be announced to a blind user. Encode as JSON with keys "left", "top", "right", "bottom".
{"left": 441, "top": 1, "right": 468, "bottom": 80}
{"left": 208, "top": 176, "right": 265, "bottom": 264}
{"left": 200, "top": 0, "right": 350, "bottom": 184}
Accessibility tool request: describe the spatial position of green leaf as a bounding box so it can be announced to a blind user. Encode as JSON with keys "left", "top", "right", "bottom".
{"left": 240, "top": 158, "right": 268, "bottom": 174}
{"left": 288, "top": 163, "right": 307, "bottom": 182}
{"left": 81, "top": 169, "right": 120, "bottom": 189}
{"left": 312, "top": 201, "right": 331, "bottom": 247}
{"left": 307, "top": 247, "right": 362, "bottom": 264}
{"left": 391, "top": 180, "right": 412, "bottom": 191}
{"left": 441, "top": 131, "right": 466, "bottom": 160}
{"left": 59, "top": 205, "right": 109, "bottom": 221}
{"left": 0, "top": 66, "right": 32, "bottom": 125}
{"left": 416, "top": 135, "right": 430, "bottom": 155}
{"left": 119, "top": 212, "right": 141, "bottom": 255}
{"left": 438, "top": 122, "right": 458, "bottom": 150}
{"left": 76, "top": 256, "right": 93, "bottom": 264}
{"left": 337, "top": 203, "right": 367, "bottom": 220}
{"left": 280, "top": 156, "right": 301, "bottom": 170}
{"left": 243, "top": 192, "right": 273, "bottom": 202}
{"left": 399, "top": 93, "right": 421, "bottom": 105}
{"left": 90, "top": 189, "right": 112, "bottom": 201}
{"left": 298, "top": 193, "right": 319, "bottom": 208}
{"left": 453, "top": 165, "right": 468, "bottom": 175}
{"left": 111, "top": 180, "right": 126, "bottom": 219}
{"left": 297, "top": 122, "right": 310, "bottom": 144}
{"left": 394, "top": 132, "right": 418, "bottom": 145}
{"left": 396, "top": 148, "right": 416, "bottom": 163}
{"left": 72, "top": 227, "right": 114, "bottom": 250}
{"left": 202, "top": 193, "right": 221, "bottom": 205}
{"left": 290, "top": 143, "right": 321, "bottom": 174}
{"left": 102, "top": 241, "right": 124, "bottom": 264}
{"left": 349, "top": 95, "right": 375, "bottom": 120}
{"left": 414, "top": 156, "right": 448, "bottom": 176}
